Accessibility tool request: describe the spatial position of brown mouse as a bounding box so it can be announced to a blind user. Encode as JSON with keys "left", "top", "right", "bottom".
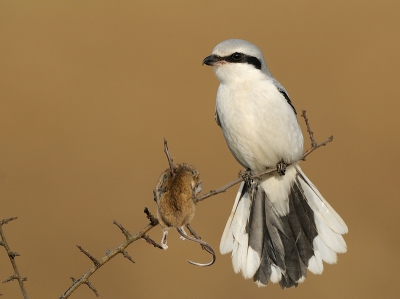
{"left": 153, "top": 140, "right": 215, "bottom": 267}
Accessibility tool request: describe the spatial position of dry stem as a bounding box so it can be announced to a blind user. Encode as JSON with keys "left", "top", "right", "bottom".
{"left": 0, "top": 217, "right": 30, "bottom": 299}
{"left": 58, "top": 208, "right": 159, "bottom": 299}
{"left": 164, "top": 138, "right": 175, "bottom": 175}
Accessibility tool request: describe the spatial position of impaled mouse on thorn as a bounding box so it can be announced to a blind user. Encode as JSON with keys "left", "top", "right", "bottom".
{"left": 153, "top": 139, "right": 215, "bottom": 267}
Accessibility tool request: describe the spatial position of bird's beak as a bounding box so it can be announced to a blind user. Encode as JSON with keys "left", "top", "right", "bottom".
{"left": 202, "top": 55, "right": 220, "bottom": 66}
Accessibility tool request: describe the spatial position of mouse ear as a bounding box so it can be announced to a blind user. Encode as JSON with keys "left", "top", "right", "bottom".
{"left": 153, "top": 189, "right": 157, "bottom": 202}
{"left": 194, "top": 180, "right": 202, "bottom": 196}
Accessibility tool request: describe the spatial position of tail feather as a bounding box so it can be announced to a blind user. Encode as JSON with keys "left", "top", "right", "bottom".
{"left": 263, "top": 198, "right": 285, "bottom": 270}
{"left": 244, "top": 185, "right": 264, "bottom": 278}
{"left": 315, "top": 216, "right": 347, "bottom": 253}
{"left": 231, "top": 201, "right": 250, "bottom": 273}
{"left": 294, "top": 179, "right": 319, "bottom": 241}
{"left": 270, "top": 264, "right": 283, "bottom": 283}
{"left": 232, "top": 232, "right": 248, "bottom": 273}
{"left": 308, "top": 253, "right": 324, "bottom": 274}
{"left": 222, "top": 183, "right": 252, "bottom": 274}
{"left": 296, "top": 165, "right": 348, "bottom": 234}
{"left": 287, "top": 184, "right": 315, "bottom": 268}
{"left": 313, "top": 235, "right": 338, "bottom": 264}
{"left": 277, "top": 214, "right": 302, "bottom": 288}
{"left": 220, "top": 164, "right": 347, "bottom": 288}
{"left": 291, "top": 184, "right": 326, "bottom": 275}
{"left": 253, "top": 189, "right": 284, "bottom": 286}
{"left": 220, "top": 182, "right": 245, "bottom": 254}
{"left": 254, "top": 254, "right": 272, "bottom": 286}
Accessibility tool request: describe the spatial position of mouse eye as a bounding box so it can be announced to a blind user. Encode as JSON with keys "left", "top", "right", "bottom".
{"left": 231, "top": 52, "right": 244, "bottom": 61}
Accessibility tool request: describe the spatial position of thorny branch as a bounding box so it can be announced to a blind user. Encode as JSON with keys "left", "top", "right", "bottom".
{"left": 0, "top": 217, "right": 30, "bottom": 299}
{"left": 299, "top": 110, "right": 333, "bottom": 160}
{"left": 0, "top": 109, "right": 329, "bottom": 298}
{"left": 59, "top": 208, "right": 160, "bottom": 299}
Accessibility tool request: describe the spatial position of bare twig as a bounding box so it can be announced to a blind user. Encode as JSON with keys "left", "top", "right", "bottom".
{"left": 83, "top": 280, "right": 99, "bottom": 297}
{"left": 195, "top": 177, "right": 243, "bottom": 203}
{"left": 142, "top": 235, "right": 163, "bottom": 249}
{"left": 59, "top": 209, "right": 159, "bottom": 299}
{"left": 144, "top": 207, "right": 158, "bottom": 226}
{"left": 164, "top": 138, "right": 175, "bottom": 175}
{"left": 0, "top": 217, "right": 30, "bottom": 299}
{"left": 300, "top": 110, "right": 333, "bottom": 160}
{"left": 302, "top": 110, "right": 317, "bottom": 147}
{"left": 121, "top": 249, "right": 135, "bottom": 264}
{"left": 195, "top": 110, "right": 333, "bottom": 203}
{"left": 70, "top": 277, "right": 99, "bottom": 297}
{"left": 76, "top": 246, "right": 100, "bottom": 266}
{"left": 113, "top": 220, "right": 132, "bottom": 239}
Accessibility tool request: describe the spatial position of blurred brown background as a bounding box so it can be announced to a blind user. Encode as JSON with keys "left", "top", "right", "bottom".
{"left": 0, "top": 1, "right": 399, "bottom": 298}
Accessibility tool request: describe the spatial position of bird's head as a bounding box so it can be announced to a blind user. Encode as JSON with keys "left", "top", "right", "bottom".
{"left": 203, "top": 39, "right": 271, "bottom": 84}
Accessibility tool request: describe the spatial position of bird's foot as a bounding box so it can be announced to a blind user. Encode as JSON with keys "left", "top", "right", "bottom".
{"left": 276, "top": 160, "right": 287, "bottom": 176}
{"left": 240, "top": 168, "right": 253, "bottom": 185}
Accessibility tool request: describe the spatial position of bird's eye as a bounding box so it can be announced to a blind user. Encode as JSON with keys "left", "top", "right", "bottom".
{"left": 231, "top": 52, "right": 243, "bottom": 61}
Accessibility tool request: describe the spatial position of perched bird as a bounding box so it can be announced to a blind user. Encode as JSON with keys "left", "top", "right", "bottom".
{"left": 202, "top": 39, "right": 347, "bottom": 288}
{"left": 154, "top": 142, "right": 215, "bottom": 267}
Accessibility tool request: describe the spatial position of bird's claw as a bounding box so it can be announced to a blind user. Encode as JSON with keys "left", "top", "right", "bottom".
{"left": 276, "top": 160, "right": 287, "bottom": 176}
{"left": 240, "top": 168, "right": 253, "bottom": 185}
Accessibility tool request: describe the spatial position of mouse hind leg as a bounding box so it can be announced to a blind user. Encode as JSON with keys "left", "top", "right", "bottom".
{"left": 161, "top": 229, "right": 169, "bottom": 250}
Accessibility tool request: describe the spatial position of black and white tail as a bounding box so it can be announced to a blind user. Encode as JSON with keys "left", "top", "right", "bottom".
{"left": 220, "top": 164, "right": 347, "bottom": 289}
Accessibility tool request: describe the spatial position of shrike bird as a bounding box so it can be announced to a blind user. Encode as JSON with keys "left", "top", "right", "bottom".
{"left": 202, "top": 39, "right": 347, "bottom": 288}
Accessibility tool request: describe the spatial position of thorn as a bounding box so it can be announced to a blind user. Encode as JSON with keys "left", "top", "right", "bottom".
{"left": 2, "top": 274, "right": 17, "bottom": 283}
{"left": 8, "top": 252, "right": 20, "bottom": 258}
{"left": 121, "top": 249, "right": 135, "bottom": 264}
{"left": 144, "top": 207, "right": 158, "bottom": 226}
{"left": 105, "top": 247, "right": 111, "bottom": 256}
{"left": 85, "top": 279, "right": 99, "bottom": 297}
{"left": 76, "top": 245, "right": 100, "bottom": 266}
{"left": 142, "top": 235, "right": 163, "bottom": 249}
{"left": 0, "top": 217, "right": 18, "bottom": 227}
{"left": 113, "top": 220, "right": 132, "bottom": 239}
